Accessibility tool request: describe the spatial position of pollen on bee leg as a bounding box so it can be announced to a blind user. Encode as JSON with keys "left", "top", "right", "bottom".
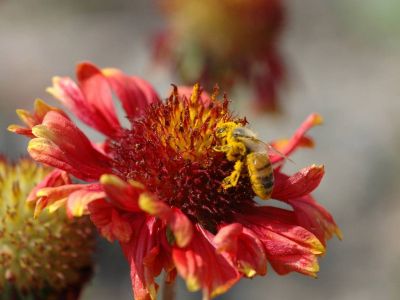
{"left": 213, "top": 145, "right": 230, "bottom": 152}
{"left": 222, "top": 160, "right": 243, "bottom": 189}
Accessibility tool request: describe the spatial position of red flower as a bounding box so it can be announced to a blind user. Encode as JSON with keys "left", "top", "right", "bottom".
{"left": 154, "top": 0, "right": 286, "bottom": 112}
{"left": 10, "top": 62, "right": 341, "bottom": 300}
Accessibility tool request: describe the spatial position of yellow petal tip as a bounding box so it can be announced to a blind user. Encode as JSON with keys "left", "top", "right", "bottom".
{"left": 100, "top": 174, "right": 124, "bottom": 187}
{"left": 312, "top": 113, "right": 324, "bottom": 125}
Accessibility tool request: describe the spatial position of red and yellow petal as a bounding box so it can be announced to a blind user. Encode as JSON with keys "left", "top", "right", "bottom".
{"left": 288, "top": 195, "right": 342, "bottom": 245}
{"left": 100, "top": 174, "right": 145, "bottom": 212}
{"left": 66, "top": 184, "right": 105, "bottom": 217}
{"left": 32, "top": 183, "right": 104, "bottom": 217}
{"left": 8, "top": 99, "right": 69, "bottom": 138}
{"left": 28, "top": 111, "right": 112, "bottom": 180}
{"left": 139, "top": 192, "right": 193, "bottom": 247}
{"left": 272, "top": 164, "right": 325, "bottom": 200}
{"left": 238, "top": 207, "right": 325, "bottom": 278}
{"left": 270, "top": 113, "right": 323, "bottom": 164}
{"left": 26, "top": 168, "right": 72, "bottom": 217}
{"left": 120, "top": 217, "right": 166, "bottom": 300}
{"left": 214, "top": 223, "right": 267, "bottom": 278}
{"left": 172, "top": 226, "right": 240, "bottom": 299}
{"left": 27, "top": 168, "right": 71, "bottom": 203}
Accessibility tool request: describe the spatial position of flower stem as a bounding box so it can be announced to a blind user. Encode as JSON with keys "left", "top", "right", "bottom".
{"left": 162, "top": 278, "right": 176, "bottom": 300}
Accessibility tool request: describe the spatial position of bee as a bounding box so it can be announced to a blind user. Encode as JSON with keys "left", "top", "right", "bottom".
{"left": 215, "top": 122, "right": 275, "bottom": 199}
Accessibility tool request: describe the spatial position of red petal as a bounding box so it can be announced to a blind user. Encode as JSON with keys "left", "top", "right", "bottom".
{"left": 66, "top": 184, "right": 105, "bottom": 217}
{"left": 168, "top": 208, "right": 193, "bottom": 248}
{"left": 27, "top": 168, "right": 71, "bottom": 203}
{"left": 288, "top": 195, "right": 342, "bottom": 245}
{"left": 272, "top": 165, "right": 324, "bottom": 200}
{"left": 214, "top": 224, "right": 267, "bottom": 277}
{"left": 100, "top": 174, "right": 145, "bottom": 212}
{"left": 238, "top": 207, "right": 325, "bottom": 278}
{"left": 121, "top": 217, "right": 165, "bottom": 300}
{"left": 139, "top": 193, "right": 193, "bottom": 247}
{"left": 173, "top": 226, "right": 240, "bottom": 299}
{"left": 28, "top": 111, "right": 112, "bottom": 180}
{"left": 76, "top": 62, "right": 120, "bottom": 134}
{"left": 33, "top": 183, "right": 104, "bottom": 218}
{"left": 88, "top": 199, "right": 133, "bottom": 243}
{"left": 270, "top": 113, "right": 323, "bottom": 164}
{"left": 102, "top": 68, "right": 160, "bottom": 119}
{"left": 27, "top": 168, "right": 72, "bottom": 217}
{"left": 48, "top": 72, "right": 120, "bottom": 137}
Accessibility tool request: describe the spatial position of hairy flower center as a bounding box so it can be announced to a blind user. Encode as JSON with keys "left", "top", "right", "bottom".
{"left": 0, "top": 159, "right": 94, "bottom": 293}
{"left": 111, "top": 87, "right": 255, "bottom": 232}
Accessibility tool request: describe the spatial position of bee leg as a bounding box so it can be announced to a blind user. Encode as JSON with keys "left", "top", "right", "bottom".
{"left": 226, "top": 142, "right": 246, "bottom": 161}
{"left": 213, "top": 145, "right": 230, "bottom": 152}
{"left": 222, "top": 160, "right": 243, "bottom": 189}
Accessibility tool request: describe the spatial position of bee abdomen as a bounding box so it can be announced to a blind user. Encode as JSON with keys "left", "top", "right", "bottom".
{"left": 246, "top": 152, "right": 274, "bottom": 200}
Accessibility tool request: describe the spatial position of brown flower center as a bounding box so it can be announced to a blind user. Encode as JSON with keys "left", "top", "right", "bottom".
{"left": 111, "top": 87, "right": 255, "bottom": 232}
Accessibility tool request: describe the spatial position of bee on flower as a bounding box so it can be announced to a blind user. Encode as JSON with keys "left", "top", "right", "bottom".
{"left": 0, "top": 158, "right": 94, "bottom": 299}
{"left": 154, "top": 0, "right": 286, "bottom": 112}
{"left": 9, "top": 62, "right": 341, "bottom": 300}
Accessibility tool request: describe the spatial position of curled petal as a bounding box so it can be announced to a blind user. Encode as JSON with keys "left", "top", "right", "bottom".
{"left": 102, "top": 68, "right": 160, "bottom": 119}
{"left": 167, "top": 208, "right": 193, "bottom": 248}
{"left": 100, "top": 174, "right": 145, "bottom": 212}
{"left": 270, "top": 113, "right": 323, "bottom": 164}
{"left": 238, "top": 207, "right": 325, "bottom": 278}
{"left": 27, "top": 168, "right": 71, "bottom": 203}
{"left": 27, "top": 168, "right": 71, "bottom": 217}
{"left": 214, "top": 224, "right": 267, "bottom": 277}
{"left": 47, "top": 63, "right": 120, "bottom": 137}
{"left": 8, "top": 99, "right": 69, "bottom": 138}
{"left": 272, "top": 164, "right": 325, "bottom": 200}
{"left": 120, "top": 217, "right": 165, "bottom": 300}
{"left": 88, "top": 199, "right": 133, "bottom": 243}
{"left": 33, "top": 183, "right": 104, "bottom": 217}
{"left": 288, "top": 196, "right": 342, "bottom": 245}
{"left": 36, "top": 184, "right": 85, "bottom": 215}
{"left": 28, "top": 111, "right": 112, "bottom": 180}
{"left": 139, "top": 193, "right": 193, "bottom": 247}
{"left": 173, "top": 226, "right": 240, "bottom": 299}
{"left": 99, "top": 175, "right": 193, "bottom": 247}
{"left": 66, "top": 185, "right": 105, "bottom": 217}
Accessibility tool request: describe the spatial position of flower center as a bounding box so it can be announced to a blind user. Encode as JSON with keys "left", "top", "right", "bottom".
{"left": 111, "top": 86, "right": 255, "bottom": 232}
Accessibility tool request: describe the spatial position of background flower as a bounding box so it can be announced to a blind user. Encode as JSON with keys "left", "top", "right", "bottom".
{"left": 0, "top": 157, "right": 95, "bottom": 299}
{"left": 154, "top": 0, "right": 286, "bottom": 112}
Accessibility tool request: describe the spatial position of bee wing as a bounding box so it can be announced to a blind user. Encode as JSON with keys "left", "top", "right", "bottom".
{"left": 266, "top": 143, "right": 294, "bottom": 164}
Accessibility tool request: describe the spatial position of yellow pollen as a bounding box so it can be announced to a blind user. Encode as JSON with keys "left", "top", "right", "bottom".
{"left": 153, "top": 85, "right": 230, "bottom": 161}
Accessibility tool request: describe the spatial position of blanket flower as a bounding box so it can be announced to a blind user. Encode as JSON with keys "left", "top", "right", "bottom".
{"left": 9, "top": 62, "right": 340, "bottom": 300}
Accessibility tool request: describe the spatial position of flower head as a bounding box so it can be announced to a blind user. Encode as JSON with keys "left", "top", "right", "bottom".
{"left": 10, "top": 62, "right": 341, "bottom": 300}
{"left": 0, "top": 158, "right": 94, "bottom": 298}
{"left": 154, "top": 0, "right": 286, "bottom": 111}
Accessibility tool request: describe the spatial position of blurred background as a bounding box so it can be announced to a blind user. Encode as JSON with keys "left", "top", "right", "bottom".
{"left": 1, "top": 0, "right": 399, "bottom": 299}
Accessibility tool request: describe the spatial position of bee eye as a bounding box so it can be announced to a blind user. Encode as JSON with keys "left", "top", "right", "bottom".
{"left": 217, "top": 128, "right": 226, "bottom": 134}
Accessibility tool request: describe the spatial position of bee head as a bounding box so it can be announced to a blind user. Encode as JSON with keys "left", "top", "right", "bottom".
{"left": 215, "top": 122, "right": 238, "bottom": 138}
